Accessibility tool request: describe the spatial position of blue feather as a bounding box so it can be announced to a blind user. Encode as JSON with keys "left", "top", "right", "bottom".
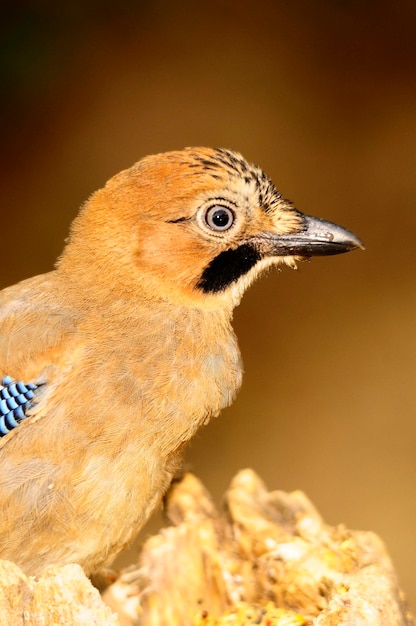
{"left": 0, "top": 377, "right": 42, "bottom": 437}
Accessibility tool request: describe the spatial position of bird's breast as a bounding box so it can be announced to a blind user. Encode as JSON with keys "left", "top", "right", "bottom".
{"left": 118, "top": 305, "right": 243, "bottom": 453}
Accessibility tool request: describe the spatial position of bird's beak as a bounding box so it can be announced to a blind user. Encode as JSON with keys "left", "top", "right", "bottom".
{"left": 258, "top": 214, "right": 364, "bottom": 257}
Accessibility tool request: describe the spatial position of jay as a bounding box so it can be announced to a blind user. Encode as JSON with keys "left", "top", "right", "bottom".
{"left": 0, "top": 148, "right": 362, "bottom": 576}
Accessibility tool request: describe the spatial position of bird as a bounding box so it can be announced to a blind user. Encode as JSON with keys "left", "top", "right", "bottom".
{"left": 0, "top": 147, "right": 362, "bottom": 577}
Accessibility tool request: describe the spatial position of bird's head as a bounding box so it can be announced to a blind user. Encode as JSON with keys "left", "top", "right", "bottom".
{"left": 59, "top": 148, "right": 362, "bottom": 310}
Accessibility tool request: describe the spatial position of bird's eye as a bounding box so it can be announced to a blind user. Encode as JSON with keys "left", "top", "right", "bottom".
{"left": 205, "top": 206, "right": 235, "bottom": 232}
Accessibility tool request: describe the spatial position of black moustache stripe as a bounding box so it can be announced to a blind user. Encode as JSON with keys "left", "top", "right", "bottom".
{"left": 197, "top": 243, "right": 261, "bottom": 294}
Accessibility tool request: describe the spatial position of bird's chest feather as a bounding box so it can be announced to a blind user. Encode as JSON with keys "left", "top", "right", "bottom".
{"left": 79, "top": 307, "right": 242, "bottom": 518}
{"left": 100, "top": 305, "right": 243, "bottom": 453}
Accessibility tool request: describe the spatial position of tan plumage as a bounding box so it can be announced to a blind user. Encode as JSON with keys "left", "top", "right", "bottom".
{"left": 0, "top": 148, "right": 362, "bottom": 576}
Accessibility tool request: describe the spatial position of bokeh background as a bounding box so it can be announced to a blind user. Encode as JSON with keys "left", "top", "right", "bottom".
{"left": 2, "top": 0, "right": 415, "bottom": 610}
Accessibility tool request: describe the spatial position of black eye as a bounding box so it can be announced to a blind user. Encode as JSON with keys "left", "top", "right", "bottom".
{"left": 205, "top": 206, "right": 235, "bottom": 232}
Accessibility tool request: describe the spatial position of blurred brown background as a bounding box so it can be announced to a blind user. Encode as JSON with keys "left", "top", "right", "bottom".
{"left": 1, "top": 0, "right": 415, "bottom": 609}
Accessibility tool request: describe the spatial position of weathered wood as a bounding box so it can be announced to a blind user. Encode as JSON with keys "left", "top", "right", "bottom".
{"left": 0, "top": 561, "right": 118, "bottom": 625}
{"left": 105, "top": 470, "right": 414, "bottom": 625}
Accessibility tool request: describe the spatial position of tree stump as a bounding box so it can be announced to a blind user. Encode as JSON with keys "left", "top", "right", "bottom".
{"left": 104, "top": 470, "right": 414, "bottom": 625}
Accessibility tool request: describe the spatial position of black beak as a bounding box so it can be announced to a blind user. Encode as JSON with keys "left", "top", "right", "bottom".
{"left": 260, "top": 215, "right": 364, "bottom": 257}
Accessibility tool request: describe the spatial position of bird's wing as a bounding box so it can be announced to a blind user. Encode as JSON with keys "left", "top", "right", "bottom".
{"left": 0, "top": 272, "right": 80, "bottom": 445}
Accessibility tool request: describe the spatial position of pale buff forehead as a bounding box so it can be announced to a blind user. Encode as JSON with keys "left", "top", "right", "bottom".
{"left": 161, "top": 147, "right": 286, "bottom": 214}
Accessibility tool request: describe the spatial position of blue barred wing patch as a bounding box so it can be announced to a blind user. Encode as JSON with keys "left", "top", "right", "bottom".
{"left": 0, "top": 376, "right": 42, "bottom": 437}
